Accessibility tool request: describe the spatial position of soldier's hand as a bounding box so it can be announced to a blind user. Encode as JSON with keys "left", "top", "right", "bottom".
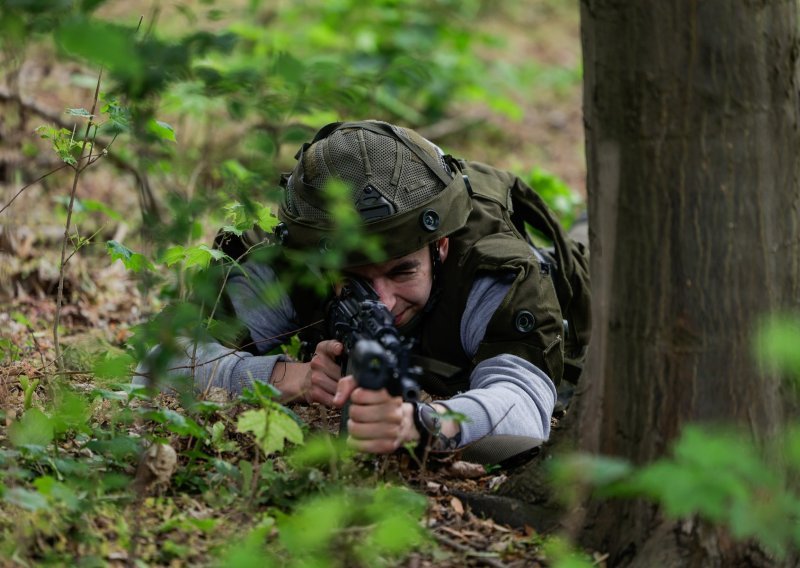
{"left": 303, "top": 339, "right": 344, "bottom": 406}
{"left": 335, "top": 377, "right": 418, "bottom": 454}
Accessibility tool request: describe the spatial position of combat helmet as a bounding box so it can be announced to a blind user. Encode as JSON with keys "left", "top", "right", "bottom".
{"left": 276, "top": 120, "right": 472, "bottom": 266}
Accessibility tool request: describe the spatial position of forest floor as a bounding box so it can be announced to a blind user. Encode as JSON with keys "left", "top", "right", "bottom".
{"left": 1, "top": 287, "right": 590, "bottom": 567}
{"left": 0, "top": 1, "right": 589, "bottom": 566}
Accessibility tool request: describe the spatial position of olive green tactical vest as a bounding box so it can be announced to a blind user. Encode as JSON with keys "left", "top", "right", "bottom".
{"left": 410, "top": 160, "right": 590, "bottom": 394}
{"left": 214, "top": 161, "right": 591, "bottom": 394}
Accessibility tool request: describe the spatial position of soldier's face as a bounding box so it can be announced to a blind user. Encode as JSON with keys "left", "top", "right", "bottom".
{"left": 343, "top": 237, "right": 449, "bottom": 328}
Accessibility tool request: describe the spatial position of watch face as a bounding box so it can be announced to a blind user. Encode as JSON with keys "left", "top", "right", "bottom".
{"left": 417, "top": 403, "right": 441, "bottom": 436}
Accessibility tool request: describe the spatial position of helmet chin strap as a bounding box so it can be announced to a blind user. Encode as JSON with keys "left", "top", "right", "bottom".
{"left": 424, "top": 241, "right": 443, "bottom": 313}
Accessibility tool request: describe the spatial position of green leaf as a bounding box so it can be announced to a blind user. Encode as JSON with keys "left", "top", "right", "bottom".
{"left": 278, "top": 492, "right": 350, "bottom": 554}
{"left": 0, "top": 338, "right": 20, "bottom": 361}
{"left": 77, "top": 198, "right": 123, "bottom": 221}
{"left": 106, "top": 240, "right": 155, "bottom": 272}
{"left": 755, "top": 315, "right": 800, "bottom": 379}
{"left": 93, "top": 352, "right": 134, "bottom": 380}
{"left": 66, "top": 107, "right": 93, "bottom": 118}
{"left": 363, "top": 486, "right": 427, "bottom": 554}
{"left": 51, "top": 388, "right": 91, "bottom": 436}
{"left": 221, "top": 160, "right": 252, "bottom": 182}
{"left": 237, "top": 407, "right": 304, "bottom": 456}
{"left": 34, "top": 476, "right": 81, "bottom": 512}
{"left": 527, "top": 167, "right": 583, "bottom": 227}
{"left": 288, "top": 434, "right": 348, "bottom": 469}
{"left": 12, "top": 311, "right": 33, "bottom": 328}
{"left": 4, "top": 487, "right": 50, "bottom": 512}
{"left": 367, "top": 514, "right": 424, "bottom": 554}
{"left": 141, "top": 407, "right": 207, "bottom": 439}
{"left": 55, "top": 16, "right": 142, "bottom": 78}
{"left": 161, "top": 245, "right": 186, "bottom": 267}
{"left": 239, "top": 382, "right": 282, "bottom": 406}
{"left": 147, "top": 118, "right": 177, "bottom": 142}
{"left": 220, "top": 520, "right": 276, "bottom": 567}
{"left": 91, "top": 388, "right": 129, "bottom": 402}
{"left": 9, "top": 408, "right": 55, "bottom": 447}
{"left": 543, "top": 535, "right": 595, "bottom": 568}
{"left": 161, "top": 244, "right": 224, "bottom": 269}
{"left": 101, "top": 97, "right": 130, "bottom": 133}
{"left": 87, "top": 435, "right": 141, "bottom": 462}
{"left": 549, "top": 453, "right": 633, "bottom": 490}
{"left": 615, "top": 426, "right": 797, "bottom": 556}
{"left": 183, "top": 244, "right": 225, "bottom": 269}
{"left": 35, "top": 125, "right": 81, "bottom": 166}
{"left": 256, "top": 207, "right": 279, "bottom": 233}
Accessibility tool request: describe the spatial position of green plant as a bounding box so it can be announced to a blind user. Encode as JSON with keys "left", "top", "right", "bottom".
{"left": 17, "top": 375, "right": 39, "bottom": 411}
{"left": 236, "top": 383, "right": 305, "bottom": 457}
{"left": 219, "top": 484, "right": 429, "bottom": 567}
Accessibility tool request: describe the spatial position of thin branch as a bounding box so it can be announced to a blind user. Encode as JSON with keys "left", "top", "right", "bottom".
{"left": 0, "top": 149, "right": 113, "bottom": 216}
{"left": 53, "top": 68, "right": 104, "bottom": 376}
{"left": 0, "top": 87, "right": 160, "bottom": 221}
{"left": 0, "top": 164, "right": 69, "bottom": 214}
{"left": 63, "top": 225, "right": 105, "bottom": 266}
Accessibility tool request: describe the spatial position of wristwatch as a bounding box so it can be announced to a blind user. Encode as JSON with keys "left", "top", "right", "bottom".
{"left": 412, "top": 402, "right": 460, "bottom": 452}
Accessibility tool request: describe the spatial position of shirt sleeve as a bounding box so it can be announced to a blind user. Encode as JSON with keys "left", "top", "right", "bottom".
{"left": 133, "top": 262, "right": 298, "bottom": 396}
{"left": 438, "top": 272, "right": 557, "bottom": 446}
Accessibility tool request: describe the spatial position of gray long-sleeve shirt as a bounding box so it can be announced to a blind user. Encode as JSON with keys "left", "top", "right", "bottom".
{"left": 134, "top": 262, "right": 556, "bottom": 447}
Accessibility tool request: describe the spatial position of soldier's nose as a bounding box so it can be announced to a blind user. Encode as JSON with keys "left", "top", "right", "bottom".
{"left": 371, "top": 279, "right": 396, "bottom": 311}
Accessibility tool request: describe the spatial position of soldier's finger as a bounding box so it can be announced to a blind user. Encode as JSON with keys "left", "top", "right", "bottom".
{"left": 333, "top": 375, "right": 357, "bottom": 408}
{"left": 348, "top": 438, "right": 400, "bottom": 454}
{"left": 349, "top": 387, "right": 395, "bottom": 406}
{"left": 310, "top": 373, "right": 339, "bottom": 396}
{"left": 315, "top": 340, "right": 344, "bottom": 359}
{"left": 348, "top": 401, "right": 403, "bottom": 424}
{"left": 347, "top": 420, "right": 401, "bottom": 442}
{"left": 311, "top": 386, "right": 336, "bottom": 408}
{"left": 311, "top": 359, "right": 342, "bottom": 381}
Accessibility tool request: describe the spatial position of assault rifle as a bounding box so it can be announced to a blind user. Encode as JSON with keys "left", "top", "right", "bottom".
{"left": 326, "top": 277, "right": 421, "bottom": 403}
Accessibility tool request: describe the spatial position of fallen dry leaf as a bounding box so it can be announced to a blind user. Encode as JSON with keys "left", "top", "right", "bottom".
{"left": 446, "top": 460, "right": 486, "bottom": 479}
{"left": 450, "top": 496, "right": 464, "bottom": 515}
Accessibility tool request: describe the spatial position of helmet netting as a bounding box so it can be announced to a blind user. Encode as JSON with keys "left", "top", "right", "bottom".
{"left": 286, "top": 122, "right": 450, "bottom": 224}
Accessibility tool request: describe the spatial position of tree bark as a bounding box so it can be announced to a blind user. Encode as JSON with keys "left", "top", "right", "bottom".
{"left": 495, "top": 1, "right": 800, "bottom": 566}
{"left": 576, "top": 0, "right": 800, "bottom": 564}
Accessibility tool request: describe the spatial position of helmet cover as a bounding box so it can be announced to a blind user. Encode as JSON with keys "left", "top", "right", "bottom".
{"left": 277, "top": 120, "right": 472, "bottom": 266}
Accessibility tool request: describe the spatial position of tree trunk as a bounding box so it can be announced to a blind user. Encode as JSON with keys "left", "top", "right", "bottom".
{"left": 575, "top": 0, "right": 800, "bottom": 564}
{"left": 491, "top": 1, "right": 800, "bottom": 565}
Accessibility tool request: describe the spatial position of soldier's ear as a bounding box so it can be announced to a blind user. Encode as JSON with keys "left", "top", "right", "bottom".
{"left": 438, "top": 237, "right": 450, "bottom": 263}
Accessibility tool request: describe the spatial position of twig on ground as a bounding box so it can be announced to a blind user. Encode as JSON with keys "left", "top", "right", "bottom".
{"left": 433, "top": 531, "right": 509, "bottom": 568}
